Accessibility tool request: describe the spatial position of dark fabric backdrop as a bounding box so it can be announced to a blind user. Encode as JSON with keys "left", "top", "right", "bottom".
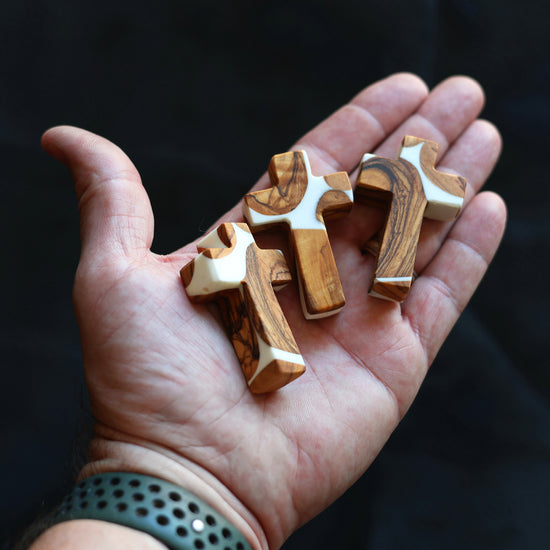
{"left": 2, "top": 1, "right": 549, "bottom": 548}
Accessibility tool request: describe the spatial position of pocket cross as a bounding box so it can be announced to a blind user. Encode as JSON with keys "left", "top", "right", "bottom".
{"left": 243, "top": 150, "right": 353, "bottom": 319}
{"left": 356, "top": 135, "right": 466, "bottom": 302}
{"left": 180, "top": 222, "right": 305, "bottom": 393}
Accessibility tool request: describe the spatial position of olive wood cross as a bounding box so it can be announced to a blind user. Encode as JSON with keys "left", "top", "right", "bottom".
{"left": 356, "top": 135, "right": 466, "bottom": 302}
{"left": 242, "top": 150, "right": 353, "bottom": 319}
{"left": 180, "top": 222, "right": 305, "bottom": 393}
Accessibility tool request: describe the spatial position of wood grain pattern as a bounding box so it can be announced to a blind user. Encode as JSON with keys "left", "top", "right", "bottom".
{"left": 243, "top": 150, "right": 353, "bottom": 319}
{"left": 180, "top": 223, "right": 305, "bottom": 393}
{"left": 356, "top": 135, "right": 466, "bottom": 302}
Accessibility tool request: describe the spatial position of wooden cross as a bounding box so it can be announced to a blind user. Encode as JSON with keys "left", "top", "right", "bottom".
{"left": 355, "top": 135, "right": 466, "bottom": 302}
{"left": 243, "top": 150, "right": 353, "bottom": 319}
{"left": 180, "top": 222, "right": 305, "bottom": 393}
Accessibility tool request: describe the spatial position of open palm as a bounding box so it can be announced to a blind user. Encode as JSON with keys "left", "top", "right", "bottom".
{"left": 42, "top": 74, "right": 506, "bottom": 549}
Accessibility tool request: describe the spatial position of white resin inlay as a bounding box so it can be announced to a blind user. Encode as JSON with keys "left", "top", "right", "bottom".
{"left": 244, "top": 150, "right": 353, "bottom": 231}
{"left": 185, "top": 224, "right": 253, "bottom": 296}
{"left": 247, "top": 327, "right": 305, "bottom": 386}
{"left": 375, "top": 277, "right": 413, "bottom": 283}
{"left": 369, "top": 277, "right": 413, "bottom": 302}
{"left": 196, "top": 227, "right": 228, "bottom": 251}
{"left": 361, "top": 152, "right": 376, "bottom": 164}
{"left": 399, "top": 142, "right": 463, "bottom": 220}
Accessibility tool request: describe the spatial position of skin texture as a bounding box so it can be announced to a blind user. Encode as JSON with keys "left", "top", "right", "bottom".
{"left": 34, "top": 73, "right": 506, "bottom": 550}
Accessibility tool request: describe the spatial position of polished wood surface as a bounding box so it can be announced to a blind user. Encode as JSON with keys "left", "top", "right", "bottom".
{"left": 181, "top": 223, "right": 305, "bottom": 393}
{"left": 356, "top": 136, "right": 466, "bottom": 302}
{"left": 243, "top": 150, "right": 353, "bottom": 319}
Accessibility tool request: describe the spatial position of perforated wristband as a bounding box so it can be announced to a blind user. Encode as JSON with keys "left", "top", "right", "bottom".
{"left": 52, "top": 472, "right": 252, "bottom": 550}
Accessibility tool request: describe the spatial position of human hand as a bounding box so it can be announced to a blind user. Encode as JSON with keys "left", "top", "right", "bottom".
{"left": 40, "top": 73, "right": 506, "bottom": 550}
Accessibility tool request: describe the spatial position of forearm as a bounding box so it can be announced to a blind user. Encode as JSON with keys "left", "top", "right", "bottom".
{"left": 30, "top": 520, "right": 167, "bottom": 550}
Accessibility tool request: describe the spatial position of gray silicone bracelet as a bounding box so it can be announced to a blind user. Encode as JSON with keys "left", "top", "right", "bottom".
{"left": 52, "top": 472, "right": 251, "bottom": 550}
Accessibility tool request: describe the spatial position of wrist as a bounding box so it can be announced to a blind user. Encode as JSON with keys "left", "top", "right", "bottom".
{"left": 78, "top": 424, "right": 269, "bottom": 550}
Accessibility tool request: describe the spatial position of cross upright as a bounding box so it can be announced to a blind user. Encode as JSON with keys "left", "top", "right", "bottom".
{"left": 243, "top": 150, "right": 353, "bottom": 319}
{"left": 180, "top": 222, "right": 305, "bottom": 393}
{"left": 355, "top": 135, "right": 467, "bottom": 302}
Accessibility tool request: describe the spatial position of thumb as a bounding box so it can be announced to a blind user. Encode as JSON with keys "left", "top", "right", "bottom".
{"left": 41, "top": 126, "right": 154, "bottom": 259}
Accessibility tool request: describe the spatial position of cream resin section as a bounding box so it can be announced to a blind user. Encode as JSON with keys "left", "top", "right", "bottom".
{"left": 184, "top": 224, "right": 252, "bottom": 297}
{"left": 243, "top": 150, "right": 353, "bottom": 231}
{"left": 399, "top": 142, "right": 464, "bottom": 220}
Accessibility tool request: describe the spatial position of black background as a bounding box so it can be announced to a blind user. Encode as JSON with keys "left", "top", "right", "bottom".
{"left": 2, "top": 1, "right": 550, "bottom": 548}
